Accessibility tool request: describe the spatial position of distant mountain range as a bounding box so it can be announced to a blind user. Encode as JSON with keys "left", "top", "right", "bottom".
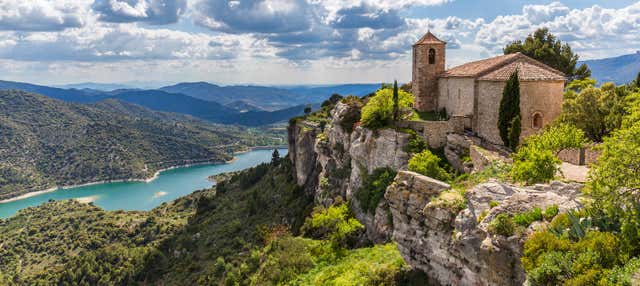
{"left": 581, "top": 51, "right": 640, "bottom": 85}
{"left": 0, "top": 80, "right": 379, "bottom": 126}
{"left": 0, "top": 90, "right": 283, "bottom": 200}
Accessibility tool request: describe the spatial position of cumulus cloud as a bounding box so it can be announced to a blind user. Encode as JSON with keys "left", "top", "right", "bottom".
{"left": 92, "top": 0, "right": 186, "bottom": 25}
{"left": 0, "top": 25, "right": 256, "bottom": 61}
{"left": 193, "top": 0, "right": 314, "bottom": 34}
{"left": 0, "top": 0, "right": 88, "bottom": 31}
{"left": 475, "top": 2, "right": 640, "bottom": 58}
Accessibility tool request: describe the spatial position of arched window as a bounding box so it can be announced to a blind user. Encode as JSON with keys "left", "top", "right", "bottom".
{"left": 532, "top": 113, "right": 543, "bottom": 130}
{"left": 428, "top": 48, "right": 435, "bottom": 64}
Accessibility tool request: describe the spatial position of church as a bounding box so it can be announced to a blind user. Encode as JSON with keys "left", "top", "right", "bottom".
{"left": 411, "top": 32, "right": 566, "bottom": 146}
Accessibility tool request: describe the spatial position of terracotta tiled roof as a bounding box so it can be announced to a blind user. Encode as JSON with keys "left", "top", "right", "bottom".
{"left": 415, "top": 31, "right": 446, "bottom": 45}
{"left": 479, "top": 61, "right": 566, "bottom": 81}
{"left": 440, "top": 52, "right": 565, "bottom": 81}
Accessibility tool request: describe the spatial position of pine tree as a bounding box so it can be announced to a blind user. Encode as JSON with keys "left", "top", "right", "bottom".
{"left": 635, "top": 71, "right": 640, "bottom": 89}
{"left": 392, "top": 80, "right": 399, "bottom": 122}
{"left": 498, "top": 70, "right": 521, "bottom": 149}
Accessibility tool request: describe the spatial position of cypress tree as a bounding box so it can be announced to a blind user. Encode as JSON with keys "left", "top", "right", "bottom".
{"left": 635, "top": 71, "right": 640, "bottom": 88}
{"left": 498, "top": 70, "right": 521, "bottom": 149}
{"left": 508, "top": 115, "right": 521, "bottom": 149}
{"left": 393, "top": 80, "right": 399, "bottom": 121}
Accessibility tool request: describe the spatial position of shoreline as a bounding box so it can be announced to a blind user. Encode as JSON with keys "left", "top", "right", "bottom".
{"left": 0, "top": 146, "right": 288, "bottom": 204}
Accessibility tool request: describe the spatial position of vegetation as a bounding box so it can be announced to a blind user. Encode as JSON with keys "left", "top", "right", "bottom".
{"left": 302, "top": 203, "right": 364, "bottom": 251}
{"left": 0, "top": 90, "right": 283, "bottom": 200}
{"left": 561, "top": 81, "right": 628, "bottom": 141}
{"left": 408, "top": 150, "right": 451, "bottom": 182}
{"left": 489, "top": 214, "right": 516, "bottom": 236}
{"left": 355, "top": 167, "right": 397, "bottom": 214}
{"left": 360, "top": 87, "right": 413, "bottom": 129}
{"left": 498, "top": 70, "right": 522, "bottom": 150}
{"left": 520, "top": 76, "right": 640, "bottom": 285}
{"left": 504, "top": 28, "right": 591, "bottom": 80}
{"left": 510, "top": 124, "right": 585, "bottom": 184}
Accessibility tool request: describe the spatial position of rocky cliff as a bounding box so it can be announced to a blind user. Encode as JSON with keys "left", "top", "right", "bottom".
{"left": 386, "top": 171, "right": 582, "bottom": 285}
{"left": 289, "top": 102, "right": 411, "bottom": 243}
{"left": 288, "top": 102, "right": 583, "bottom": 285}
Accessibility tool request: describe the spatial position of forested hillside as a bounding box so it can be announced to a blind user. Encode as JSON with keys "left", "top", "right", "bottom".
{"left": 0, "top": 157, "right": 419, "bottom": 285}
{"left": 0, "top": 90, "right": 282, "bottom": 200}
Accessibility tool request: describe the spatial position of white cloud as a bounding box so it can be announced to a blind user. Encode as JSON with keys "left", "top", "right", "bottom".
{"left": 92, "top": 0, "right": 186, "bottom": 24}
{"left": 0, "top": 0, "right": 89, "bottom": 31}
{"left": 475, "top": 2, "right": 640, "bottom": 58}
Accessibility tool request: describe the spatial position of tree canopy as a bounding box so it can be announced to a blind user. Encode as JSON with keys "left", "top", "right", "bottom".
{"left": 504, "top": 28, "right": 590, "bottom": 80}
{"left": 360, "top": 87, "right": 413, "bottom": 129}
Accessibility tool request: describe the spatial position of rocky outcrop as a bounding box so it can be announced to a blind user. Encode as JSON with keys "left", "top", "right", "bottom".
{"left": 289, "top": 102, "right": 411, "bottom": 243}
{"left": 386, "top": 171, "right": 583, "bottom": 286}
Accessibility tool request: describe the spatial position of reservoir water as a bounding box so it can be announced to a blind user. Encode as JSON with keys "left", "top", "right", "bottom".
{"left": 0, "top": 148, "right": 287, "bottom": 219}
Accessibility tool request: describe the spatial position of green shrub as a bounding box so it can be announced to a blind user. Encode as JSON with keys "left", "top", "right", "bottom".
{"left": 510, "top": 148, "right": 559, "bottom": 185}
{"left": 513, "top": 207, "right": 543, "bottom": 227}
{"left": 488, "top": 214, "right": 515, "bottom": 236}
{"left": 543, "top": 205, "right": 560, "bottom": 221}
{"left": 489, "top": 201, "right": 500, "bottom": 208}
{"left": 301, "top": 203, "right": 364, "bottom": 250}
{"left": 356, "top": 167, "right": 397, "bottom": 214}
{"left": 360, "top": 88, "right": 413, "bottom": 129}
{"left": 408, "top": 150, "right": 451, "bottom": 182}
{"left": 403, "top": 129, "right": 428, "bottom": 154}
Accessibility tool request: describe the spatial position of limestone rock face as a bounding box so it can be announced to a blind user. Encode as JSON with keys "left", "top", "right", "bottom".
{"left": 386, "top": 171, "right": 583, "bottom": 286}
{"left": 288, "top": 102, "right": 411, "bottom": 243}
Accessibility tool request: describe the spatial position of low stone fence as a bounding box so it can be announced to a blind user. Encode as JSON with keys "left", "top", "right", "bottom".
{"left": 557, "top": 144, "right": 601, "bottom": 166}
{"left": 397, "top": 117, "right": 465, "bottom": 148}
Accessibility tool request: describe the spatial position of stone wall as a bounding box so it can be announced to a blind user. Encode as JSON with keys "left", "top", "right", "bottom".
{"left": 558, "top": 144, "right": 602, "bottom": 166}
{"left": 518, "top": 80, "right": 564, "bottom": 138}
{"left": 438, "top": 77, "right": 475, "bottom": 117}
{"left": 413, "top": 42, "right": 445, "bottom": 112}
{"left": 476, "top": 80, "right": 564, "bottom": 146}
{"left": 396, "top": 118, "right": 465, "bottom": 148}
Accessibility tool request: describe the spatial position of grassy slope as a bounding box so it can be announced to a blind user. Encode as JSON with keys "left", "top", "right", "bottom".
{"left": 0, "top": 90, "right": 283, "bottom": 199}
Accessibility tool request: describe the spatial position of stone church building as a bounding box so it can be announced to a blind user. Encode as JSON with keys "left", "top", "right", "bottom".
{"left": 412, "top": 32, "right": 566, "bottom": 146}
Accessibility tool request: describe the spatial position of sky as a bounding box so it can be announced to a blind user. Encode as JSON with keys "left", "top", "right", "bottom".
{"left": 0, "top": 0, "right": 638, "bottom": 86}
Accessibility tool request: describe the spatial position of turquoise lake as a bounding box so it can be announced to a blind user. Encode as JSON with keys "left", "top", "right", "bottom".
{"left": 0, "top": 148, "right": 287, "bottom": 219}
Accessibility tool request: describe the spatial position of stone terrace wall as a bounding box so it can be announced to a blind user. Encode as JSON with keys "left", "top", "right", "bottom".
{"left": 397, "top": 117, "right": 465, "bottom": 148}
{"left": 558, "top": 144, "right": 602, "bottom": 166}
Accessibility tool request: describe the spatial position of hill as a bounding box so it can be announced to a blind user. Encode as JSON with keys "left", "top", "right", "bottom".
{"left": 160, "top": 82, "right": 306, "bottom": 111}
{"left": 0, "top": 80, "right": 310, "bottom": 126}
{"left": 0, "top": 90, "right": 282, "bottom": 200}
{"left": 581, "top": 51, "right": 640, "bottom": 84}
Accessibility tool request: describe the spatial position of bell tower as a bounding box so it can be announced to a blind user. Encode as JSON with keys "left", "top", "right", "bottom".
{"left": 412, "top": 31, "right": 446, "bottom": 112}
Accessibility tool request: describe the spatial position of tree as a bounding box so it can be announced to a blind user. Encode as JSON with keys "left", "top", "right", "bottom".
{"left": 392, "top": 80, "right": 399, "bottom": 122}
{"left": 510, "top": 123, "right": 585, "bottom": 184}
{"left": 408, "top": 150, "right": 451, "bottom": 182}
{"left": 271, "top": 149, "right": 280, "bottom": 166}
{"left": 508, "top": 115, "right": 521, "bottom": 150}
{"left": 633, "top": 71, "right": 640, "bottom": 89}
{"left": 304, "top": 106, "right": 312, "bottom": 114}
{"left": 561, "top": 82, "right": 628, "bottom": 141}
{"left": 504, "top": 28, "right": 590, "bottom": 80}
{"left": 360, "top": 87, "right": 413, "bottom": 129}
{"left": 498, "top": 70, "right": 521, "bottom": 149}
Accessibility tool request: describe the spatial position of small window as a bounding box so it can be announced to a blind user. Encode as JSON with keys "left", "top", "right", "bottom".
{"left": 428, "top": 48, "right": 435, "bottom": 64}
{"left": 532, "top": 113, "right": 543, "bottom": 129}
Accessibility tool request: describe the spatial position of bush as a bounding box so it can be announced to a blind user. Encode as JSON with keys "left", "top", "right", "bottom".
{"left": 543, "top": 205, "right": 559, "bottom": 221}
{"left": 360, "top": 88, "right": 413, "bottom": 129}
{"left": 356, "top": 167, "right": 397, "bottom": 214}
{"left": 301, "top": 203, "right": 364, "bottom": 250}
{"left": 488, "top": 214, "right": 515, "bottom": 236}
{"left": 402, "top": 129, "right": 427, "bottom": 154}
{"left": 513, "top": 207, "right": 543, "bottom": 227}
{"left": 510, "top": 148, "right": 559, "bottom": 185}
{"left": 408, "top": 150, "right": 451, "bottom": 182}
